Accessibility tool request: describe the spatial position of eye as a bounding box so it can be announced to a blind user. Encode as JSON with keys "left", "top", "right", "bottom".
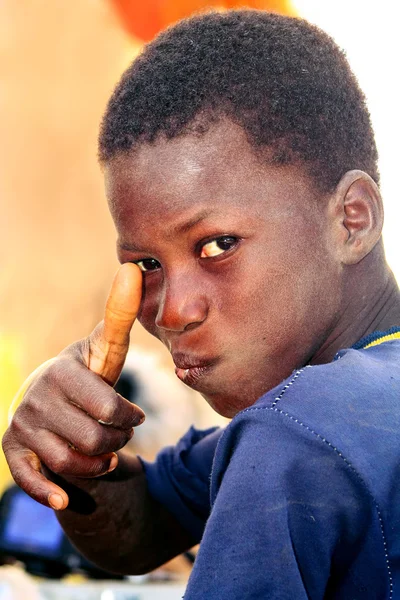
{"left": 134, "top": 258, "right": 161, "bottom": 272}
{"left": 200, "top": 236, "right": 238, "bottom": 258}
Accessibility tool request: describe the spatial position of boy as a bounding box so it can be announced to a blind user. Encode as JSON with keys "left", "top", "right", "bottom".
{"left": 3, "top": 10, "right": 400, "bottom": 598}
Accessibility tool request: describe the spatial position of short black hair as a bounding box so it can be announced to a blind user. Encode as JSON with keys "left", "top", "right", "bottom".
{"left": 99, "top": 10, "right": 379, "bottom": 193}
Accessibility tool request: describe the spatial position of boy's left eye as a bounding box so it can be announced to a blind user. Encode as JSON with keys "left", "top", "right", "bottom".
{"left": 200, "top": 236, "right": 238, "bottom": 258}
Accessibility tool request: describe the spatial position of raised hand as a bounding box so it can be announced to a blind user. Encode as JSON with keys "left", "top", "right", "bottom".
{"left": 2, "top": 263, "right": 144, "bottom": 510}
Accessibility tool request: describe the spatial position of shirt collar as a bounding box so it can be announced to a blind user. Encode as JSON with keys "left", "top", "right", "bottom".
{"left": 352, "top": 326, "right": 400, "bottom": 350}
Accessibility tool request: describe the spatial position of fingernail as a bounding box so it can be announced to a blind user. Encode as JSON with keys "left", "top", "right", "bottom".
{"left": 107, "top": 452, "right": 118, "bottom": 473}
{"left": 136, "top": 413, "right": 145, "bottom": 426}
{"left": 49, "top": 493, "right": 64, "bottom": 510}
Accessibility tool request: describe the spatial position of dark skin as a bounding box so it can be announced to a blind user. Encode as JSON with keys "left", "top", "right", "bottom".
{"left": 3, "top": 119, "right": 400, "bottom": 574}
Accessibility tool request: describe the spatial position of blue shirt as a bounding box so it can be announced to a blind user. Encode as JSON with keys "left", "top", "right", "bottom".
{"left": 143, "top": 335, "right": 400, "bottom": 599}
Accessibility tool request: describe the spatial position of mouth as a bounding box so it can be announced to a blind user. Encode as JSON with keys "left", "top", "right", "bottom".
{"left": 172, "top": 353, "right": 216, "bottom": 388}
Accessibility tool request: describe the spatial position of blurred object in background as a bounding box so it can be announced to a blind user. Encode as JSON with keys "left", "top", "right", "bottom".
{"left": 0, "top": 337, "right": 22, "bottom": 497}
{"left": 0, "top": 485, "right": 122, "bottom": 581}
{"left": 109, "top": 0, "right": 296, "bottom": 42}
{"left": 0, "top": 485, "right": 193, "bottom": 585}
{"left": 0, "top": 565, "right": 42, "bottom": 600}
{"left": 0, "top": 0, "right": 136, "bottom": 378}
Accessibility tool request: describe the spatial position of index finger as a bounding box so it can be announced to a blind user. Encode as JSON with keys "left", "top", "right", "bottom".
{"left": 88, "top": 263, "right": 142, "bottom": 385}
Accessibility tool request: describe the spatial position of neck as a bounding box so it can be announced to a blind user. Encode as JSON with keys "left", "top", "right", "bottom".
{"left": 311, "top": 244, "right": 400, "bottom": 364}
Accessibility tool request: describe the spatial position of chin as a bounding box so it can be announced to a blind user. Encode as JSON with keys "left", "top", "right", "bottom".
{"left": 201, "top": 390, "right": 253, "bottom": 419}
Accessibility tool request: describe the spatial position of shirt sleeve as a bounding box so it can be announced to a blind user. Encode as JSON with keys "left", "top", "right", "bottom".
{"left": 140, "top": 426, "right": 223, "bottom": 542}
{"left": 184, "top": 408, "right": 386, "bottom": 599}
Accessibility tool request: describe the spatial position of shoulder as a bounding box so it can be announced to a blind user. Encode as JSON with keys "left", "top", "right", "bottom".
{"left": 255, "top": 339, "right": 400, "bottom": 414}
{"left": 249, "top": 339, "right": 400, "bottom": 441}
{"left": 211, "top": 340, "right": 400, "bottom": 508}
{"left": 210, "top": 400, "right": 355, "bottom": 514}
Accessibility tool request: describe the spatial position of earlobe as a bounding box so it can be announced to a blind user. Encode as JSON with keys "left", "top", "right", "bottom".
{"left": 335, "top": 170, "right": 383, "bottom": 265}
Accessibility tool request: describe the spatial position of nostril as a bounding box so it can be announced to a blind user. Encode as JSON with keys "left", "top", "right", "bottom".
{"left": 184, "top": 321, "right": 202, "bottom": 332}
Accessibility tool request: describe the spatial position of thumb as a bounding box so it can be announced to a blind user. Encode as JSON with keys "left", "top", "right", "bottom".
{"left": 88, "top": 263, "right": 142, "bottom": 385}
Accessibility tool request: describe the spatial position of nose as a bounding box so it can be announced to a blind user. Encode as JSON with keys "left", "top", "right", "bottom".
{"left": 155, "top": 272, "right": 208, "bottom": 333}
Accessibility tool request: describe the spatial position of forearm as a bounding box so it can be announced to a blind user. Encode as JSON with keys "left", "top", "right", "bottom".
{"left": 46, "top": 450, "right": 196, "bottom": 574}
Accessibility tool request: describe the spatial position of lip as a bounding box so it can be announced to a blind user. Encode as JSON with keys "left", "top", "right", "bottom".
{"left": 172, "top": 352, "right": 212, "bottom": 370}
{"left": 172, "top": 352, "right": 216, "bottom": 388}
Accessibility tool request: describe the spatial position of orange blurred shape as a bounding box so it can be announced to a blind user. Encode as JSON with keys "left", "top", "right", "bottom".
{"left": 109, "top": 0, "right": 296, "bottom": 43}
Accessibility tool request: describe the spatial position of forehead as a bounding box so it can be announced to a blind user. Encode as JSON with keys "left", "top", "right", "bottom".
{"left": 104, "top": 119, "right": 320, "bottom": 229}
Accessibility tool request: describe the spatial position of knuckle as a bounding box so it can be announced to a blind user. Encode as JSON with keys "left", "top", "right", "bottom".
{"left": 9, "top": 408, "right": 28, "bottom": 436}
{"left": 1, "top": 430, "right": 14, "bottom": 455}
{"left": 39, "top": 360, "right": 62, "bottom": 385}
{"left": 40, "top": 357, "right": 83, "bottom": 395}
{"left": 22, "top": 389, "right": 44, "bottom": 415}
{"left": 1, "top": 431, "right": 25, "bottom": 462}
{"left": 10, "top": 404, "right": 43, "bottom": 442}
{"left": 46, "top": 451, "right": 70, "bottom": 474}
{"left": 98, "top": 392, "right": 119, "bottom": 425}
{"left": 40, "top": 358, "right": 70, "bottom": 387}
{"left": 78, "top": 424, "right": 105, "bottom": 455}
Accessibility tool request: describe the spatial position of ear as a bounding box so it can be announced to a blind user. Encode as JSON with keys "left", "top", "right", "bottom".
{"left": 333, "top": 170, "right": 383, "bottom": 265}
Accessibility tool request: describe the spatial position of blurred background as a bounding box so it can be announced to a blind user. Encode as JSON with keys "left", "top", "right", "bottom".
{"left": 0, "top": 0, "right": 399, "bottom": 498}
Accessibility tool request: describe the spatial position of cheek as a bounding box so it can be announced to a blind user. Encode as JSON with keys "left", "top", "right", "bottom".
{"left": 222, "top": 240, "right": 338, "bottom": 344}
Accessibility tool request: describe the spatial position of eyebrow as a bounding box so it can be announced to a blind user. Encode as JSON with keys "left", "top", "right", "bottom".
{"left": 118, "top": 241, "right": 141, "bottom": 252}
{"left": 118, "top": 208, "right": 213, "bottom": 253}
{"left": 173, "top": 209, "right": 212, "bottom": 235}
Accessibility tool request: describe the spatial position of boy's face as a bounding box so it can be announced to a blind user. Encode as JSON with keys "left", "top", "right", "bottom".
{"left": 105, "top": 120, "right": 343, "bottom": 417}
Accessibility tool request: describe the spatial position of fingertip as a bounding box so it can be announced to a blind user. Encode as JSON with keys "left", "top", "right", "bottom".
{"left": 107, "top": 452, "right": 118, "bottom": 473}
{"left": 112, "top": 263, "right": 142, "bottom": 299}
{"left": 119, "top": 262, "right": 142, "bottom": 278}
{"left": 48, "top": 492, "right": 68, "bottom": 511}
{"left": 136, "top": 413, "right": 146, "bottom": 426}
{"left": 125, "top": 400, "right": 145, "bottom": 426}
